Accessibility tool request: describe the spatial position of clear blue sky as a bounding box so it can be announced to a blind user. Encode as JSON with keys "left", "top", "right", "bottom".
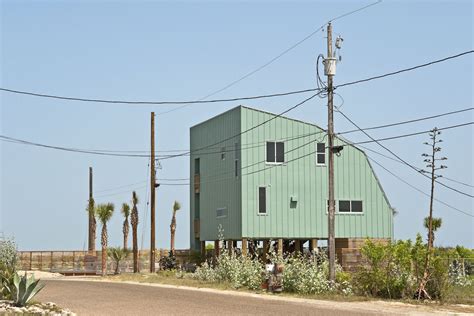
{"left": 1, "top": 0, "right": 472, "bottom": 250}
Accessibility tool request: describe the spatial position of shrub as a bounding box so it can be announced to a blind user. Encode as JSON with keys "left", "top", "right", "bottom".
{"left": 159, "top": 254, "right": 178, "bottom": 271}
{"left": 354, "top": 235, "right": 468, "bottom": 300}
{"left": 193, "top": 252, "right": 264, "bottom": 290}
{"left": 0, "top": 238, "right": 18, "bottom": 271}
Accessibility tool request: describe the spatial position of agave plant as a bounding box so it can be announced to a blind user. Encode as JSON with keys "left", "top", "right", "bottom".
{"left": 12, "top": 273, "right": 45, "bottom": 307}
{"left": 108, "top": 247, "right": 130, "bottom": 275}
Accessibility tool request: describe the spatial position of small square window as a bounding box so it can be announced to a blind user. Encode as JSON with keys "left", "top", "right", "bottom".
{"left": 339, "top": 200, "right": 351, "bottom": 213}
{"left": 351, "top": 201, "right": 363, "bottom": 213}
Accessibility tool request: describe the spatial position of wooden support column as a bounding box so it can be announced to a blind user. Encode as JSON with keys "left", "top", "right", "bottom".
{"left": 242, "top": 238, "right": 248, "bottom": 257}
{"left": 295, "top": 240, "right": 302, "bottom": 254}
{"left": 262, "top": 240, "right": 269, "bottom": 263}
{"left": 200, "top": 241, "right": 206, "bottom": 256}
{"left": 214, "top": 240, "right": 220, "bottom": 258}
{"left": 228, "top": 240, "right": 234, "bottom": 254}
{"left": 277, "top": 239, "right": 283, "bottom": 256}
{"left": 310, "top": 239, "right": 318, "bottom": 253}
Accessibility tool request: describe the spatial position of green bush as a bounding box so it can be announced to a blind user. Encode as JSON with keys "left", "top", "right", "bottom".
{"left": 354, "top": 235, "right": 466, "bottom": 300}
{"left": 0, "top": 238, "right": 18, "bottom": 271}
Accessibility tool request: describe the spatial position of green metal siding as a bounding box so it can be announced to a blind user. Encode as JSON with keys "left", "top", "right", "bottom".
{"left": 240, "top": 106, "right": 393, "bottom": 240}
{"left": 190, "top": 106, "right": 393, "bottom": 246}
{"left": 190, "top": 107, "right": 242, "bottom": 250}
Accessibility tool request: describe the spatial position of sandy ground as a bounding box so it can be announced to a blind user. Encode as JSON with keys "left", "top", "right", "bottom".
{"left": 18, "top": 270, "right": 64, "bottom": 279}
{"left": 36, "top": 278, "right": 474, "bottom": 316}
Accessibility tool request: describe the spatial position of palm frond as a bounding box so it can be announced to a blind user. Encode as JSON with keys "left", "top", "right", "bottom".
{"left": 121, "top": 203, "right": 131, "bottom": 218}
{"left": 173, "top": 200, "right": 181, "bottom": 212}
{"left": 96, "top": 203, "right": 115, "bottom": 224}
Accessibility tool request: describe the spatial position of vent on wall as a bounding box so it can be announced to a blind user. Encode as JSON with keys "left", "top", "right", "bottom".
{"left": 216, "top": 208, "right": 228, "bottom": 218}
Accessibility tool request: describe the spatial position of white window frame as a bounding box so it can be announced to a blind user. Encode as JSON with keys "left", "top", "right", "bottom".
{"left": 265, "top": 141, "right": 285, "bottom": 165}
{"left": 257, "top": 186, "right": 268, "bottom": 216}
{"left": 316, "top": 142, "right": 326, "bottom": 166}
{"left": 337, "top": 200, "right": 364, "bottom": 215}
{"left": 325, "top": 200, "right": 364, "bottom": 215}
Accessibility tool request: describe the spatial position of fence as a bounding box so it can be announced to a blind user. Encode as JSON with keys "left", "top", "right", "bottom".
{"left": 18, "top": 249, "right": 191, "bottom": 275}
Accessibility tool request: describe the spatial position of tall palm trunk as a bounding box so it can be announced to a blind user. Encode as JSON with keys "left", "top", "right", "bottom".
{"left": 101, "top": 223, "right": 108, "bottom": 276}
{"left": 170, "top": 210, "right": 177, "bottom": 256}
{"left": 88, "top": 198, "right": 96, "bottom": 253}
{"left": 131, "top": 192, "right": 139, "bottom": 273}
{"left": 123, "top": 218, "right": 129, "bottom": 251}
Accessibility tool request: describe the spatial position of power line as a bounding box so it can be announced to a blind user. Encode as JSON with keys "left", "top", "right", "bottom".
{"left": 336, "top": 50, "right": 474, "bottom": 89}
{"left": 367, "top": 156, "right": 473, "bottom": 217}
{"left": 348, "top": 122, "right": 474, "bottom": 146}
{"left": 160, "top": 92, "right": 322, "bottom": 160}
{"left": 157, "top": 0, "right": 381, "bottom": 115}
{"left": 337, "top": 107, "right": 473, "bottom": 136}
{"left": 358, "top": 144, "right": 474, "bottom": 189}
{"left": 336, "top": 109, "right": 474, "bottom": 198}
{"left": 1, "top": 50, "right": 471, "bottom": 106}
{"left": 1, "top": 106, "right": 471, "bottom": 161}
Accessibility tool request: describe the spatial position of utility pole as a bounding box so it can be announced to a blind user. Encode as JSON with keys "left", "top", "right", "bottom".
{"left": 150, "top": 112, "right": 156, "bottom": 272}
{"left": 88, "top": 167, "right": 96, "bottom": 253}
{"left": 325, "top": 22, "right": 336, "bottom": 282}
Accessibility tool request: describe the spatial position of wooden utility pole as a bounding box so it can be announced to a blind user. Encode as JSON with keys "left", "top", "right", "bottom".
{"left": 150, "top": 112, "right": 156, "bottom": 273}
{"left": 326, "top": 22, "right": 336, "bottom": 282}
{"left": 88, "top": 167, "right": 95, "bottom": 253}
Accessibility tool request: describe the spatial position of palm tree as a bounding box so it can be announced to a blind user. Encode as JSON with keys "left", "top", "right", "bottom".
{"left": 96, "top": 203, "right": 115, "bottom": 276}
{"left": 130, "top": 191, "right": 139, "bottom": 273}
{"left": 87, "top": 197, "right": 96, "bottom": 253}
{"left": 170, "top": 201, "right": 181, "bottom": 256}
{"left": 108, "top": 247, "right": 130, "bottom": 275}
{"left": 121, "top": 203, "right": 131, "bottom": 251}
{"left": 424, "top": 217, "right": 442, "bottom": 246}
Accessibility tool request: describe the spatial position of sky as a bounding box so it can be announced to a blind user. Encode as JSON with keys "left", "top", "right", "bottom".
{"left": 0, "top": 0, "right": 472, "bottom": 251}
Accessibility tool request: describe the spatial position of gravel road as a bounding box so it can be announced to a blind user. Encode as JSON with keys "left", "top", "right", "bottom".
{"left": 36, "top": 279, "right": 458, "bottom": 316}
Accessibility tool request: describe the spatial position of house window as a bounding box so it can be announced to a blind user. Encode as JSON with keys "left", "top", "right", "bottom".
{"left": 216, "top": 208, "right": 228, "bottom": 218}
{"left": 234, "top": 142, "right": 239, "bottom": 177}
{"left": 338, "top": 200, "right": 363, "bottom": 213}
{"left": 266, "top": 141, "right": 284, "bottom": 163}
{"left": 316, "top": 143, "right": 326, "bottom": 165}
{"left": 258, "top": 187, "right": 267, "bottom": 214}
{"left": 221, "top": 147, "right": 226, "bottom": 160}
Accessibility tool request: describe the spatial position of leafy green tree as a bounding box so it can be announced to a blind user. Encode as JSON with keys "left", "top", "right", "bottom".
{"left": 96, "top": 203, "right": 115, "bottom": 276}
